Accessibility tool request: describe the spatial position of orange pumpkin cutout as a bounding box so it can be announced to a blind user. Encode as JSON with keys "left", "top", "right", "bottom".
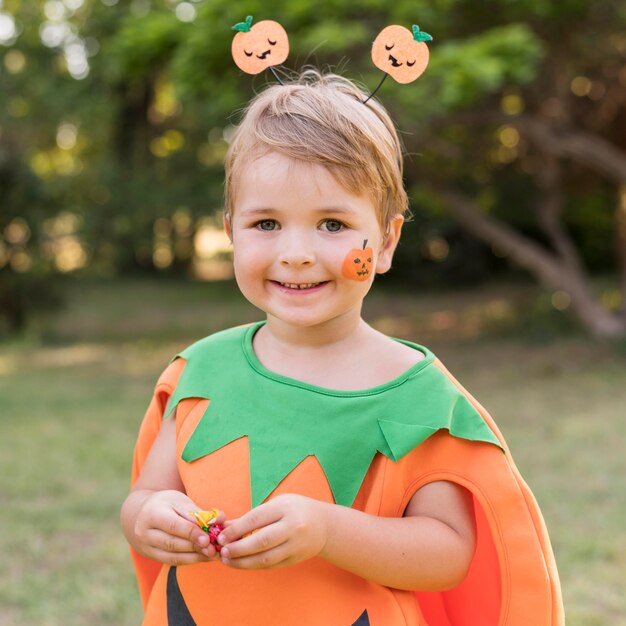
{"left": 231, "top": 16, "right": 289, "bottom": 75}
{"left": 372, "top": 24, "right": 432, "bottom": 84}
{"left": 342, "top": 239, "right": 374, "bottom": 281}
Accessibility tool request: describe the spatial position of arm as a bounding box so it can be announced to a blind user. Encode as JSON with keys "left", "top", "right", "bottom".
{"left": 217, "top": 481, "right": 476, "bottom": 591}
{"left": 120, "top": 417, "right": 222, "bottom": 565}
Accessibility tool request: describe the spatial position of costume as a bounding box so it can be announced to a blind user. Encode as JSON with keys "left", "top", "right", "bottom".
{"left": 130, "top": 322, "right": 564, "bottom": 625}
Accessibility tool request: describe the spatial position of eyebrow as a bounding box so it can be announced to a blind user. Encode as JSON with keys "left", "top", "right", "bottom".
{"left": 239, "top": 206, "right": 358, "bottom": 216}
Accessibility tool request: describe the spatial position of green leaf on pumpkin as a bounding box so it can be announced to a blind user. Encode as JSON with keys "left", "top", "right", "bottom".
{"left": 412, "top": 24, "right": 433, "bottom": 43}
{"left": 232, "top": 15, "right": 253, "bottom": 33}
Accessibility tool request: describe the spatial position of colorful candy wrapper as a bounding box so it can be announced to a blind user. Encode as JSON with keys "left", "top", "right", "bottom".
{"left": 190, "top": 509, "right": 224, "bottom": 552}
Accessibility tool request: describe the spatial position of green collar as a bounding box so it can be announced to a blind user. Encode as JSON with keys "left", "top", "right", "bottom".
{"left": 165, "top": 322, "right": 502, "bottom": 507}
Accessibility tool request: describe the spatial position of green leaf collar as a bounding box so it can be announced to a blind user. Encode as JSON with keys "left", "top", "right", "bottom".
{"left": 164, "top": 322, "right": 502, "bottom": 508}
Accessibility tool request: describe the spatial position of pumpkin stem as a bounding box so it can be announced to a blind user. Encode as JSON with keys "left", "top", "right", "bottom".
{"left": 412, "top": 24, "right": 433, "bottom": 43}
{"left": 232, "top": 15, "right": 253, "bottom": 33}
{"left": 363, "top": 239, "right": 368, "bottom": 249}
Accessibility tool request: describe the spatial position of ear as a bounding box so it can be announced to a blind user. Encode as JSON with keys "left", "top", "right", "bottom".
{"left": 223, "top": 211, "right": 233, "bottom": 242}
{"left": 376, "top": 214, "right": 404, "bottom": 275}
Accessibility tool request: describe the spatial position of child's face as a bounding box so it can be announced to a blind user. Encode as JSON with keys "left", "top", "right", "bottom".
{"left": 226, "top": 151, "right": 402, "bottom": 331}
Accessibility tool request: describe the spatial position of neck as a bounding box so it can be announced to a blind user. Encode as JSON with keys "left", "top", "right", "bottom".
{"left": 260, "top": 310, "right": 368, "bottom": 352}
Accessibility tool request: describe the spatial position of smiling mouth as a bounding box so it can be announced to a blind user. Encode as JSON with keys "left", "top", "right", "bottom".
{"left": 388, "top": 54, "right": 402, "bottom": 67}
{"left": 257, "top": 49, "right": 271, "bottom": 59}
{"left": 275, "top": 281, "right": 326, "bottom": 290}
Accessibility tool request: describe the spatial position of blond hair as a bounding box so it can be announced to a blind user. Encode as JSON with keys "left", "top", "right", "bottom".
{"left": 224, "top": 68, "right": 410, "bottom": 232}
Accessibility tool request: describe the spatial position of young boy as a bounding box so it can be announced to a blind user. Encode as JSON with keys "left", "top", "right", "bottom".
{"left": 122, "top": 70, "right": 563, "bottom": 625}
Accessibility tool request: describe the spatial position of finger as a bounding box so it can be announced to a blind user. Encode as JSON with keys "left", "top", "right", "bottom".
{"left": 175, "top": 507, "right": 200, "bottom": 524}
{"left": 147, "top": 547, "right": 211, "bottom": 567}
{"left": 218, "top": 503, "right": 281, "bottom": 544}
{"left": 146, "top": 528, "right": 219, "bottom": 560}
{"left": 154, "top": 509, "right": 210, "bottom": 547}
{"left": 219, "top": 523, "right": 286, "bottom": 560}
{"left": 221, "top": 541, "right": 291, "bottom": 570}
{"left": 146, "top": 529, "right": 211, "bottom": 555}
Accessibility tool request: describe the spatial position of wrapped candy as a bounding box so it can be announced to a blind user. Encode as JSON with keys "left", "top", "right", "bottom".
{"left": 190, "top": 509, "right": 224, "bottom": 552}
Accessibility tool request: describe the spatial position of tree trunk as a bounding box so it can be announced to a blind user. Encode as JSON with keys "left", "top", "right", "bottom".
{"left": 439, "top": 189, "right": 626, "bottom": 338}
{"left": 510, "top": 116, "right": 626, "bottom": 185}
{"left": 425, "top": 112, "right": 626, "bottom": 338}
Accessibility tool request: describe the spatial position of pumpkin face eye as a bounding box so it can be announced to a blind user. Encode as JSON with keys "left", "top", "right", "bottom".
{"left": 268, "top": 39, "right": 276, "bottom": 45}
{"left": 367, "top": 258, "right": 372, "bottom": 263}
{"left": 244, "top": 50, "right": 253, "bottom": 57}
{"left": 354, "top": 258, "right": 361, "bottom": 264}
{"left": 407, "top": 60, "right": 415, "bottom": 67}
{"left": 385, "top": 43, "right": 394, "bottom": 50}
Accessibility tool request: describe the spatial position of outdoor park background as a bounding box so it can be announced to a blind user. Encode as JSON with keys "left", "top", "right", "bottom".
{"left": 1, "top": 0, "right": 626, "bottom": 624}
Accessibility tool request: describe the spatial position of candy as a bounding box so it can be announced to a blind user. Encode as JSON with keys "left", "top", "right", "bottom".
{"left": 190, "top": 509, "right": 225, "bottom": 552}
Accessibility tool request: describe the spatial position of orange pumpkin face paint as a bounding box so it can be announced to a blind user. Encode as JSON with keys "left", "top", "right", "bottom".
{"left": 342, "top": 239, "right": 374, "bottom": 281}
{"left": 231, "top": 16, "right": 289, "bottom": 75}
{"left": 371, "top": 24, "right": 432, "bottom": 84}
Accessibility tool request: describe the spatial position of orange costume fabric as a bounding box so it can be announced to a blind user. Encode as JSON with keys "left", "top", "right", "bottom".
{"left": 129, "top": 324, "right": 564, "bottom": 625}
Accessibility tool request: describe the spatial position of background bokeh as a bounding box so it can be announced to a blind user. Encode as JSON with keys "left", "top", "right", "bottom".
{"left": 1, "top": 0, "right": 626, "bottom": 624}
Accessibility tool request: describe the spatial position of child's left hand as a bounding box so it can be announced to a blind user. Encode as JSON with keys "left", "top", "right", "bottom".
{"left": 217, "top": 494, "right": 329, "bottom": 569}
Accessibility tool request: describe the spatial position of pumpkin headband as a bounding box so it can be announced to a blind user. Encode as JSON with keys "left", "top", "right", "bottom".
{"left": 231, "top": 16, "right": 433, "bottom": 103}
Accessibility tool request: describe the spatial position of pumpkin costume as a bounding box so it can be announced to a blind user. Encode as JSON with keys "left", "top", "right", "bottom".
{"left": 130, "top": 321, "right": 563, "bottom": 625}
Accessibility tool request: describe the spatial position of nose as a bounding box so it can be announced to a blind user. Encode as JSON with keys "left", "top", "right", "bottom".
{"left": 278, "top": 231, "right": 316, "bottom": 267}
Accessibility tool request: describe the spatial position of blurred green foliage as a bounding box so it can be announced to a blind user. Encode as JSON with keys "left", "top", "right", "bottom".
{"left": 1, "top": 0, "right": 625, "bottom": 331}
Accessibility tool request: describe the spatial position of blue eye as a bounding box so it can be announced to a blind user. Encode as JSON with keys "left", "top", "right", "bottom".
{"left": 322, "top": 219, "right": 344, "bottom": 232}
{"left": 256, "top": 219, "right": 278, "bottom": 231}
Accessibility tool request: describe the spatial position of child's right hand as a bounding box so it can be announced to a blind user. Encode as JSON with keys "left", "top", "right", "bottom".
{"left": 130, "top": 489, "right": 224, "bottom": 565}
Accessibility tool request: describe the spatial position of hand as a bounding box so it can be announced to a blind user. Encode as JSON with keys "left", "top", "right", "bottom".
{"left": 217, "top": 494, "right": 329, "bottom": 570}
{"left": 131, "top": 490, "right": 225, "bottom": 565}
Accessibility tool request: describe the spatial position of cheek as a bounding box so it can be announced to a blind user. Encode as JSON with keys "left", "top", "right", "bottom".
{"left": 235, "top": 252, "right": 262, "bottom": 271}
{"left": 231, "top": 240, "right": 269, "bottom": 278}
{"left": 231, "top": 249, "right": 269, "bottom": 308}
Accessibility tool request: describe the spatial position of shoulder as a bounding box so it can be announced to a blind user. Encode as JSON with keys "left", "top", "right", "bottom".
{"left": 387, "top": 336, "right": 428, "bottom": 366}
{"left": 156, "top": 322, "right": 260, "bottom": 396}
{"left": 155, "top": 357, "right": 186, "bottom": 392}
{"left": 365, "top": 328, "right": 428, "bottom": 379}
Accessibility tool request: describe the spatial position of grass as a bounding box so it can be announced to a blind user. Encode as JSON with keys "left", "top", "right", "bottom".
{"left": 1, "top": 277, "right": 625, "bottom": 625}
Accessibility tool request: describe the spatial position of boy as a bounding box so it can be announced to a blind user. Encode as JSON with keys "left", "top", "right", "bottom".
{"left": 122, "top": 70, "right": 563, "bottom": 625}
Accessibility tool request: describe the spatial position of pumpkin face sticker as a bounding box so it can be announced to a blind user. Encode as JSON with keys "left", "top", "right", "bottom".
{"left": 231, "top": 16, "right": 289, "bottom": 75}
{"left": 372, "top": 24, "right": 432, "bottom": 84}
{"left": 342, "top": 239, "right": 374, "bottom": 282}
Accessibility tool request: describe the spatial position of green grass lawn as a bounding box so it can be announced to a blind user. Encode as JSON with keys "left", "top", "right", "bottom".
{"left": 1, "top": 278, "right": 625, "bottom": 625}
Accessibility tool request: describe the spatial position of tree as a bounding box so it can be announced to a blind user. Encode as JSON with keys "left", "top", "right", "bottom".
{"left": 423, "top": 1, "right": 626, "bottom": 337}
